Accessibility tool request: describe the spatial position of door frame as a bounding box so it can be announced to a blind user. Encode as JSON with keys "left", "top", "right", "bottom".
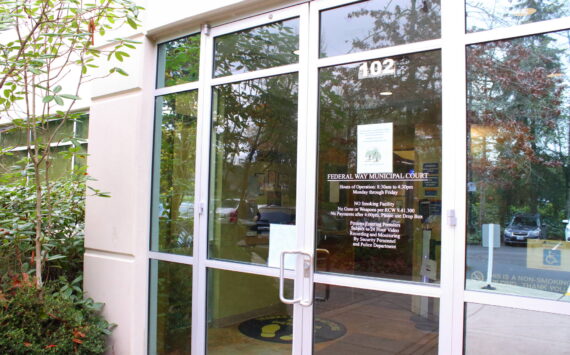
{"left": 302, "top": 0, "right": 460, "bottom": 353}
{"left": 191, "top": 4, "right": 313, "bottom": 354}
{"left": 186, "top": 0, "right": 462, "bottom": 353}
{"left": 149, "top": 0, "right": 570, "bottom": 353}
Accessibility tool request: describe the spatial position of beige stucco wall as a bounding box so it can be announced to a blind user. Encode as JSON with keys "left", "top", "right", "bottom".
{"left": 84, "top": 33, "right": 155, "bottom": 354}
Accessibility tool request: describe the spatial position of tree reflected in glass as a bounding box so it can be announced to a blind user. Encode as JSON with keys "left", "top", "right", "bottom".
{"left": 209, "top": 74, "right": 298, "bottom": 264}
{"left": 157, "top": 34, "right": 200, "bottom": 88}
{"left": 466, "top": 30, "right": 570, "bottom": 300}
{"left": 213, "top": 19, "right": 299, "bottom": 77}
{"left": 320, "top": 0, "right": 440, "bottom": 58}
{"left": 153, "top": 91, "right": 198, "bottom": 255}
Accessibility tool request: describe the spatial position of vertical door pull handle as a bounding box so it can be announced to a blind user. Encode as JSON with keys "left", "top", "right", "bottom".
{"left": 278, "top": 250, "right": 313, "bottom": 306}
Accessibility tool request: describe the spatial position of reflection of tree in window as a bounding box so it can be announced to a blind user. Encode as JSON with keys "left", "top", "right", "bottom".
{"left": 212, "top": 75, "right": 298, "bottom": 206}
{"left": 320, "top": 0, "right": 440, "bottom": 57}
{"left": 160, "top": 35, "right": 200, "bottom": 87}
{"left": 209, "top": 74, "right": 298, "bottom": 264}
{"left": 157, "top": 91, "right": 197, "bottom": 253}
{"left": 213, "top": 19, "right": 299, "bottom": 77}
{"left": 467, "top": 30, "right": 570, "bottom": 239}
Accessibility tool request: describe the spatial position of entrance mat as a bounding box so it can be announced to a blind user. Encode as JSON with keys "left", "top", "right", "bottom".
{"left": 238, "top": 315, "right": 346, "bottom": 344}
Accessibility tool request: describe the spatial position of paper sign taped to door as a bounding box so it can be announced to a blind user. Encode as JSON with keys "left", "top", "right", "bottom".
{"left": 357, "top": 122, "right": 393, "bottom": 174}
{"left": 267, "top": 224, "right": 297, "bottom": 270}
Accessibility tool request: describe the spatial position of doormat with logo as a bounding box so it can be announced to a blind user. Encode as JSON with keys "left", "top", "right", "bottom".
{"left": 238, "top": 315, "right": 346, "bottom": 344}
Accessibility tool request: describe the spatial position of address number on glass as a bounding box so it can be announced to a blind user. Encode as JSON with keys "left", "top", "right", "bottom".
{"left": 358, "top": 59, "right": 396, "bottom": 79}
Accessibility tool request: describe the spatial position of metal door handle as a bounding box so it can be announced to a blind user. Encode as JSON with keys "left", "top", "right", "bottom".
{"left": 279, "top": 250, "right": 313, "bottom": 306}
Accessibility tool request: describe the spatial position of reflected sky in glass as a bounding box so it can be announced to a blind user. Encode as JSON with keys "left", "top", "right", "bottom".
{"left": 320, "top": 0, "right": 440, "bottom": 58}
{"left": 467, "top": 0, "right": 570, "bottom": 32}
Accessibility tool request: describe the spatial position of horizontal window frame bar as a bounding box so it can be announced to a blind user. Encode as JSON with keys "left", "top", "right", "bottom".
{"left": 210, "top": 63, "right": 300, "bottom": 86}
{"left": 4, "top": 141, "right": 87, "bottom": 152}
{"left": 149, "top": 251, "right": 194, "bottom": 265}
{"left": 204, "top": 258, "right": 297, "bottom": 280}
{"left": 154, "top": 81, "right": 200, "bottom": 97}
{"left": 316, "top": 39, "right": 443, "bottom": 69}
{"left": 314, "top": 272, "right": 442, "bottom": 298}
{"left": 465, "top": 17, "right": 570, "bottom": 45}
{"left": 156, "top": 29, "right": 201, "bottom": 47}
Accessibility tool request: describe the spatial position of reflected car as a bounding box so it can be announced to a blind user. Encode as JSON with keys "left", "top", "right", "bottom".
{"left": 563, "top": 219, "right": 570, "bottom": 242}
{"left": 253, "top": 206, "right": 296, "bottom": 237}
{"left": 504, "top": 214, "right": 546, "bottom": 245}
{"left": 215, "top": 198, "right": 257, "bottom": 224}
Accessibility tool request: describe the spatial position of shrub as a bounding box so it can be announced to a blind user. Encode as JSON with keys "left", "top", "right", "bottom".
{"left": 0, "top": 277, "right": 113, "bottom": 354}
{"left": 0, "top": 170, "right": 92, "bottom": 288}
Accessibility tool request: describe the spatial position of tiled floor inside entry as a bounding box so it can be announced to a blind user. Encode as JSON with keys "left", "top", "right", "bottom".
{"left": 208, "top": 287, "right": 438, "bottom": 354}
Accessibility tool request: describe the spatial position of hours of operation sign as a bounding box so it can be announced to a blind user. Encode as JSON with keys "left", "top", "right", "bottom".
{"left": 327, "top": 173, "right": 427, "bottom": 250}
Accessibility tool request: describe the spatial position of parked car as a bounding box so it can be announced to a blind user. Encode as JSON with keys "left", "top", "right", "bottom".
{"left": 503, "top": 214, "right": 546, "bottom": 245}
{"left": 252, "top": 206, "right": 296, "bottom": 237}
{"left": 563, "top": 219, "right": 570, "bottom": 242}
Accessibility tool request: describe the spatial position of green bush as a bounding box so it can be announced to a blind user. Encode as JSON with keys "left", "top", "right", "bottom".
{"left": 0, "top": 169, "right": 92, "bottom": 288}
{"left": 0, "top": 165, "right": 114, "bottom": 354}
{"left": 0, "top": 280, "right": 113, "bottom": 354}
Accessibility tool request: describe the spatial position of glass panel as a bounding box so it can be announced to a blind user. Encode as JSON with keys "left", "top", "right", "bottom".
{"left": 36, "top": 119, "right": 75, "bottom": 144}
{"left": 316, "top": 51, "right": 442, "bottom": 283}
{"left": 0, "top": 149, "right": 28, "bottom": 181}
{"left": 320, "top": 0, "right": 441, "bottom": 58}
{"left": 0, "top": 126, "right": 28, "bottom": 147}
{"left": 152, "top": 91, "right": 198, "bottom": 255}
{"left": 208, "top": 74, "right": 298, "bottom": 264}
{"left": 213, "top": 18, "right": 300, "bottom": 78}
{"left": 466, "top": 0, "right": 570, "bottom": 33}
{"left": 44, "top": 145, "right": 73, "bottom": 179}
{"left": 75, "top": 115, "right": 89, "bottom": 140}
{"left": 207, "top": 269, "right": 293, "bottom": 354}
{"left": 314, "top": 284, "right": 438, "bottom": 353}
{"left": 466, "top": 31, "right": 570, "bottom": 301}
{"left": 148, "top": 260, "right": 192, "bottom": 355}
{"left": 464, "top": 303, "right": 570, "bottom": 354}
{"left": 157, "top": 34, "right": 201, "bottom": 88}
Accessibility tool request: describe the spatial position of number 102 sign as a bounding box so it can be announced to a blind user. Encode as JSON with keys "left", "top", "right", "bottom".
{"left": 358, "top": 58, "right": 396, "bottom": 79}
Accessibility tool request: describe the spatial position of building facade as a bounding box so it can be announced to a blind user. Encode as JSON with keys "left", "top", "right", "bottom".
{"left": 84, "top": 0, "right": 570, "bottom": 353}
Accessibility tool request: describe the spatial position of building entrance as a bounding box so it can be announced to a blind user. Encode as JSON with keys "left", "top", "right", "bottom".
{"left": 146, "top": 1, "right": 570, "bottom": 354}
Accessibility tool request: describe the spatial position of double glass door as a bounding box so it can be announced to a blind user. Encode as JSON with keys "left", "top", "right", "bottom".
{"left": 150, "top": 1, "right": 570, "bottom": 354}
{"left": 200, "top": 2, "right": 446, "bottom": 354}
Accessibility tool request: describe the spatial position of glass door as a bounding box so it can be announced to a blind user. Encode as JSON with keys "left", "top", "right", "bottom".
{"left": 200, "top": 1, "right": 450, "bottom": 354}
{"left": 198, "top": 4, "right": 311, "bottom": 354}
{"left": 298, "top": 0, "right": 448, "bottom": 353}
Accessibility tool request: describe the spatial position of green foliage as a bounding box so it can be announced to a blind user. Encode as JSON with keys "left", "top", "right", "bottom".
{"left": 0, "top": 0, "right": 142, "bottom": 287}
{"left": 0, "top": 0, "right": 143, "bottom": 113}
{"left": 0, "top": 281, "right": 113, "bottom": 354}
{"left": 161, "top": 34, "right": 200, "bottom": 86}
{"left": 0, "top": 166, "right": 96, "bottom": 287}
